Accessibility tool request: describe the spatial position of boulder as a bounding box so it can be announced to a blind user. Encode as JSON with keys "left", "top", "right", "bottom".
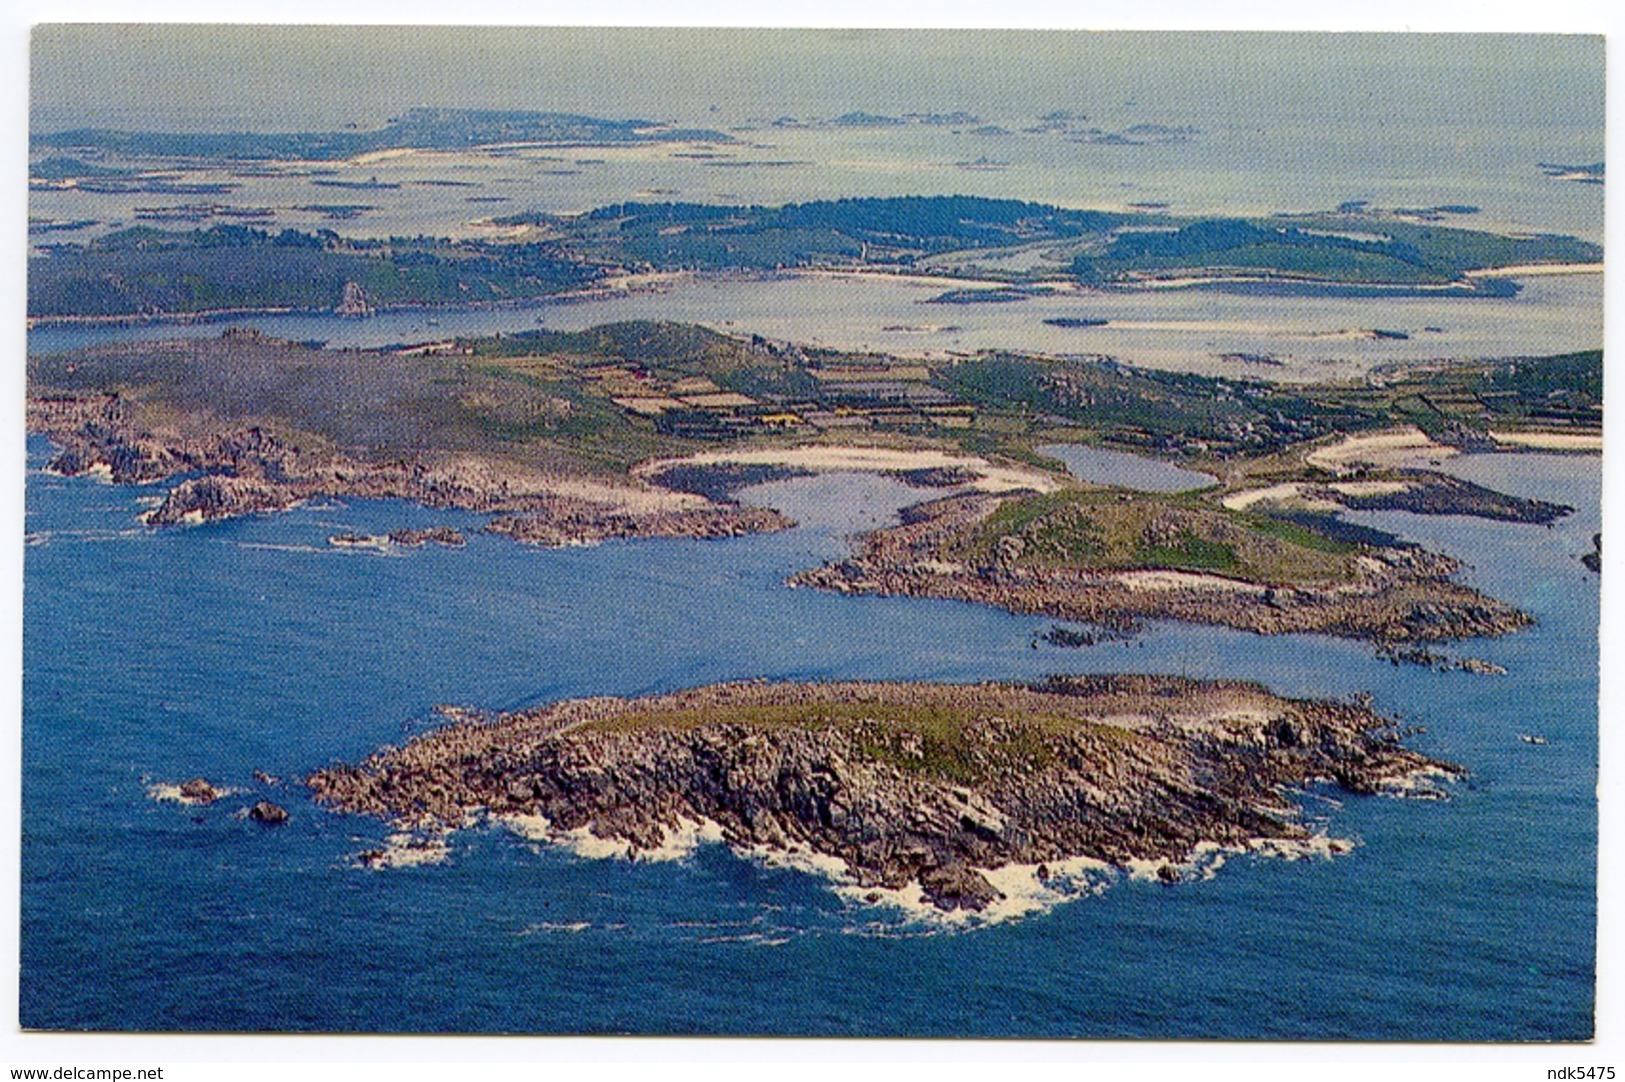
{"left": 179, "top": 777, "right": 220, "bottom": 804}
{"left": 918, "top": 863, "right": 1005, "bottom": 912}
{"left": 248, "top": 800, "right": 289, "bottom": 824}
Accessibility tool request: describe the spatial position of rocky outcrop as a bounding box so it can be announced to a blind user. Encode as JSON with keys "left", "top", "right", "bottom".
{"left": 1308, "top": 469, "right": 1571, "bottom": 523}
{"left": 180, "top": 778, "right": 221, "bottom": 804}
{"left": 30, "top": 394, "right": 187, "bottom": 484}
{"left": 144, "top": 474, "right": 302, "bottom": 525}
{"left": 307, "top": 677, "right": 1451, "bottom": 912}
{"left": 29, "top": 391, "right": 791, "bottom": 546}
{"left": 486, "top": 502, "right": 791, "bottom": 546}
{"left": 890, "top": 465, "right": 981, "bottom": 489}
{"left": 337, "top": 281, "right": 373, "bottom": 317}
{"left": 647, "top": 462, "right": 813, "bottom": 502}
{"left": 248, "top": 800, "right": 289, "bottom": 824}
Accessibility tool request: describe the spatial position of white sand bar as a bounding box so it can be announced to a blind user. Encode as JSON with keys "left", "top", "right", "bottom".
{"left": 798, "top": 268, "right": 1023, "bottom": 291}
{"left": 1113, "top": 570, "right": 1265, "bottom": 594}
{"left": 1488, "top": 430, "right": 1604, "bottom": 451}
{"left": 1221, "top": 482, "right": 1304, "bottom": 510}
{"left": 423, "top": 454, "right": 707, "bottom": 514}
{"left": 1220, "top": 483, "right": 1342, "bottom": 512}
{"left": 1465, "top": 262, "right": 1604, "bottom": 280}
{"left": 1328, "top": 480, "right": 1411, "bottom": 498}
{"left": 1304, "top": 426, "right": 1458, "bottom": 471}
{"left": 638, "top": 446, "right": 1063, "bottom": 494}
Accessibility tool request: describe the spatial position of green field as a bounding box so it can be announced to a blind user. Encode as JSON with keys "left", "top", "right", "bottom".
{"left": 28, "top": 323, "right": 1600, "bottom": 531}
{"left": 946, "top": 489, "right": 1362, "bottom": 585}
{"left": 577, "top": 683, "right": 1153, "bottom": 786}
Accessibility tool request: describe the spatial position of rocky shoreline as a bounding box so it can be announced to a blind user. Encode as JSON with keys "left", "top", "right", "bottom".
{"left": 27, "top": 392, "right": 1539, "bottom": 640}
{"left": 1308, "top": 469, "right": 1571, "bottom": 523}
{"left": 28, "top": 392, "right": 791, "bottom": 545}
{"left": 307, "top": 677, "right": 1452, "bottom": 912}
{"left": 790, "top": 492, "right": 1531, "bottom": 647}
{"left": 486, "top": 502, "right": 788, "bottom": 546}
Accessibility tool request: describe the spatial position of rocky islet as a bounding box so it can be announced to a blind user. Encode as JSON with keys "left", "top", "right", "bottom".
{"left": 307, "top": 677, "right": 1451, "bottom": 912}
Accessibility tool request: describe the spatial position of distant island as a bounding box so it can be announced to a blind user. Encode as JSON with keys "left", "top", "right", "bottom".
{"left": 27, "top": 194, "right": 1602, "bottom": 321}
{"left": 307, "top": 676, "right": 1451, "bottom": 912}
{"left": 30, "top": 107, "right": 733, "bottom": 161}
{"left": 519, "top": 196, "right": 1598, "bottom": 297}
{"left": 1539, "top": 161, "right": 1605, "bottom": 185}
{"left": 27, "top": 224, "right": 598, "bottom": 321}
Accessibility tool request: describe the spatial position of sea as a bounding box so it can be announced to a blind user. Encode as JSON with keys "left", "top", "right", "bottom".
{"left": 19, "top": 445, "right": 1600, "bottom": 1038}
{"left": 20, "top": 29, "right": 1604, "bottom": 1039}
{"left": 26, "top": 271, "right": 1605, "bottom": 385}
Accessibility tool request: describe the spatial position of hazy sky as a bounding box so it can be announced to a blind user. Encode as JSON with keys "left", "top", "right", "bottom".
{"left": 31, "top": 26, "right": 1604, "bottom": 138}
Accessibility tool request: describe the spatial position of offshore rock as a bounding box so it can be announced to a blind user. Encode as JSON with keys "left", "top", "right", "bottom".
{"left": 179, "top": 778, "right": 220, "bottom": 804}
{"left": 386, "top": 526, "right": 466, "bottom": 547}
{"left": 248, "top": 800, "right": 289, "bottom": 824}
{"left": 144, "top": 474, "right": 301, "bottom": 525}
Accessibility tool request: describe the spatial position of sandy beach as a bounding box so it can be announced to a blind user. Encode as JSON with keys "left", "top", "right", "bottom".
{"left": 1464, "top": 262, "right": 1604, "bottom": 280}
{"left": 1113, "top": 569, "right": 1267, "bottom": 595}
{"left": 637, "top": 445, "right": 1063, "bottom": 494}
{"left": 797, "top": 268, "right": 1037, "bottom": 292}
{"left": 1488, "top": 430, "right": 1604, "bottom": 451}
{"left": 1220, "top": 482, "right": 1340, "bottom": 511}
{"left": 1304, "top": 426, "right": 1459, "bottom": 471}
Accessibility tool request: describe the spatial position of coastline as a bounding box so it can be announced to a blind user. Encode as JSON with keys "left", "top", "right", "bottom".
{"left": 790, "top": 488, "right": 1536, "bottom": 649}
{"left": 307, "top": 676, "right": 1451, "bottom": 914}
{"left": 23, "top": 270, "right": 684, "bottom": 331}
{"left": 27, "top": 331, "right": 1584, "bottom": 640}
{"left": 1464, "top": 261, "right": 1605, "bottom": 280}
{"left": 26, "top": 393, "right": 792, "bottom": 546}
{"left": 493, "top": 811, "right": 1361, "bottom": 927}
{"left": 28, "top": 391, "right": 1559, "bottom": 641}
{"left": 32, "top": 253, "right": 1598, "bottom": 332}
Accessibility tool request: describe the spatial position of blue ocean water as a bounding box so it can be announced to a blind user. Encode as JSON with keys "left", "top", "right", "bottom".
{"left": 20, "top": 439, "right": 1598, "bottom": 1038}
